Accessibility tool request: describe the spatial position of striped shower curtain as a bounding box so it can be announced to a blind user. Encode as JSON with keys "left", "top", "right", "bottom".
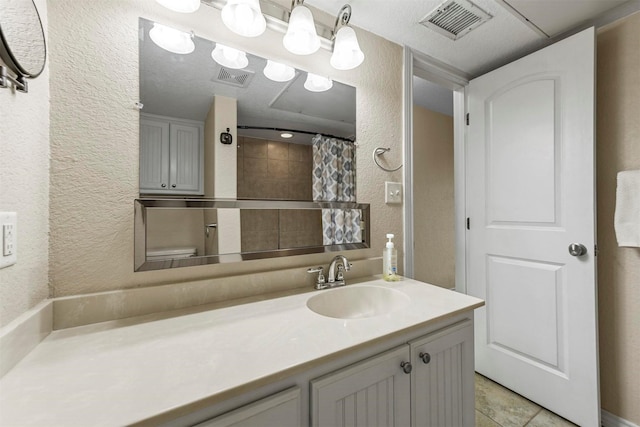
{"left": 311, "top": 134, "right": 361, "bottom": 245}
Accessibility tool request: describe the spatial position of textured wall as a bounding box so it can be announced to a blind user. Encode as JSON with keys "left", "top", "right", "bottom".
{"left": 596, "top": 13, "right": 640, "bottom": 425}
{"left": 47, "top": 0, "right": 402, "bottom": 297}
{"left": 0, "top": 0, "right": 50, "bottom": 327}
{"left": 412, "top": 106, "right": 454, "bottom": 288}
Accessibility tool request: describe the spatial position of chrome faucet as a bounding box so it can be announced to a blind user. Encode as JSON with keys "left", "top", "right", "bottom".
{"left": 328, "top": 255, "right": 351, "bottom": 286}
{"left": 307, "top": 255, "right": 352, "bottom": 290}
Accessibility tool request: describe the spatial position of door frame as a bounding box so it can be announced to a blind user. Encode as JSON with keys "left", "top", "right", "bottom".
{"left": 402, "top": 46, "right": 469, "bottom": 293}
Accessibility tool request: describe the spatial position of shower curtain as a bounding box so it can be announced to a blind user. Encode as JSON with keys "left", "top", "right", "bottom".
{"left": 312, "top": 134, "right": 360, "bottom": 245}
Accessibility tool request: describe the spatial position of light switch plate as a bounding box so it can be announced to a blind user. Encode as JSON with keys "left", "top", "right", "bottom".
{"left": 385, "top": 182, "right": 402, "bottom": 204}
{"left": 0, "top": 212, "right": 17, "bottom": 269}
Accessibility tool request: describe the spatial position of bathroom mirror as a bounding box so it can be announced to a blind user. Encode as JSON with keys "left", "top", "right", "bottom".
{"left": 134, "top": 199, "right": 369, "bottom": 271}
{"left": 138, "top": 17, "right": 356, "bottom": 198}
{"left": 0, "top": 0, "right": 46, "bottom": 78}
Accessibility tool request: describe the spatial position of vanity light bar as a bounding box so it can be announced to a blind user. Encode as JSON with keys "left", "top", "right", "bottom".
{"left": 203, "top": 0, "right": 334, "bottom": 51}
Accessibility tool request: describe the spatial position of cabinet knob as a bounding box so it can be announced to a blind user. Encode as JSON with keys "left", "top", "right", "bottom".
{"left": 419, "top": 352, "right": 431, "bottom": 364}
{"left": 400, "top": 361, "right": 412, "bottom": 374}
{"left": 171, "top": 184, "right": 176, "bottom": 188}
{"left": 161, "top": 183, "right": 166, "bottom": 188}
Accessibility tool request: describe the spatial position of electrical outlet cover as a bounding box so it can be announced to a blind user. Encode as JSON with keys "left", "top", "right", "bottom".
{"left": 385, "top": 182, "right": 403, "bottom": 204}
{"left": 0, "top": 212, "right": 17, "bottom": 269}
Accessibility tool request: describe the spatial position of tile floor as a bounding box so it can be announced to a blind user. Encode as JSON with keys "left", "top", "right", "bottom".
{"left": 475, "top": 374, "right": 577, "bottom": 427}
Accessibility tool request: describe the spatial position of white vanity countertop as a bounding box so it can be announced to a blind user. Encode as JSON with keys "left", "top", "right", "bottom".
{"left": 0, "top": 277, "right": 483, "bottom": 426}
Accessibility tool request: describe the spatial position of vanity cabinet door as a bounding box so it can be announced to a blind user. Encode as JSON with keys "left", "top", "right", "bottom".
{"left": 193, "top": 387, "right": 301, "bottom": 427}
{"left": 311, "top": 345, "right": 411, "bottom": 427}
{"left": 410, "top": 320, "right": 475, "bottom": 427}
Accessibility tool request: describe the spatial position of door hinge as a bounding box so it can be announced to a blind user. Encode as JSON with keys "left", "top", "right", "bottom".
{"left": 466, "top": 217, "right": 470, "bottom": 230}
{"left": 594, "top": 244, "right": 599, "bottom": 256}
{"left": 466, "top": 113, "right": 469, "bottom": 125}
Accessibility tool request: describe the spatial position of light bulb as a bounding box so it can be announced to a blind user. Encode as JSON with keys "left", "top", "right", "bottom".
{"left": 221, "top": 0, "right": 266, "bottom": 37}
{"left": 263, "top": 60, "right": 295, "bottom": 82}
{"left": 155, "top": 0, "right": 200, "bottom": 13}
{"left": 304, "top": 73, "right": 333, "bottom": 92}
{"left": 283, "top": 5, "right": 320, "bottom": 55}
{"left": 149, "top": 23, "right": 195, "bottom": 54}
{"left": 330, "top": 26, "right": 364, "bottom": 70}
{"left": 212, "top": 44, "right": 249, "bottom": 69}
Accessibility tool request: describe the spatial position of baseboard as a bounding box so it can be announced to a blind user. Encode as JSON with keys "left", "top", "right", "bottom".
{"left": 0, "top": 300, "right": 52, "bottom": 378}
{"left": 602, "top": 410, "right": 639, "bottom": 427}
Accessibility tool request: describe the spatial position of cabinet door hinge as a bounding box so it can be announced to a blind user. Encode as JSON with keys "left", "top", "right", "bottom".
{"left": 466, "top": 113, "right": 469, "bottom": 125}
{"left": 466, "top": 217, "right": 470, "bottom": 230}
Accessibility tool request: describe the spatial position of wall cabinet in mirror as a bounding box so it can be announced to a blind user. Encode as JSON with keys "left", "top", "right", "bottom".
{"left": 140, "top": 114, "right": 204, "bottom": 195}
{"left": 134, "top": 199, "right": 370, "bottom": 272}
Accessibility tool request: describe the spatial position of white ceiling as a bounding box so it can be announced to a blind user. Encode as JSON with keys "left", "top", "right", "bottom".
{"left": 306, "top": 0, "right": 636, "bottom": 77}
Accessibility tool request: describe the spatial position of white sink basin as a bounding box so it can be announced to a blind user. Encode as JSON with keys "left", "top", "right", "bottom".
{"left": 306, "top": 285, "right": 411, "bottom": 319}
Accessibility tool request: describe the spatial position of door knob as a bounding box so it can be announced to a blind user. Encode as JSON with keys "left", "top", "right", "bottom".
{"left": 400, "top": 361, "right": 412, "bottom": 374}
{"left": 419, "top": 352, "right": 431, "bottom": 364}
{"left": 568, "top": 243, "right": 587, "bottom": 257}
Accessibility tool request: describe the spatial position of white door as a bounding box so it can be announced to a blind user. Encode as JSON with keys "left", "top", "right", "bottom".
{"left": 466, "top": 27, "right": 598, "bottom": 427}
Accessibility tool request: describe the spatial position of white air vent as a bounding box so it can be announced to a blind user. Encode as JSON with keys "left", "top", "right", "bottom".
{"left": 213, "top": 66, "right": 255, "bottom": 88}
{"left": 420, "top": 0, "right": 492, "bottom": 40}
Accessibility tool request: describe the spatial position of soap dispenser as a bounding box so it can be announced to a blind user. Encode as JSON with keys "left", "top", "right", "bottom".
{"left": 383, "top": 233, "right": 399, "bottom": 281}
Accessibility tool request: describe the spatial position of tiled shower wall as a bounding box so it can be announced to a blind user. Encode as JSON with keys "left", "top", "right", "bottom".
{"left": 237, "top": 136, "right": 322, "bottom": 252}
{"left": 237, "top": 137, "right": 312, "bottom": 200}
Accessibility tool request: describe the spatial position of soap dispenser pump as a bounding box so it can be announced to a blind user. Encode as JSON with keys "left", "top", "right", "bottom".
{"left": 383, "top": 233, "right": 399, "bottom": 281}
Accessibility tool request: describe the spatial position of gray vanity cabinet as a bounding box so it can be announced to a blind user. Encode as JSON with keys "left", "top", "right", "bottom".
{"left": 311, "top": 346, "right": 412, "bottom": 426}
{"left": 310, "top": 320, "right": 475, "bottom": 427}
{"left": 193, "top": 388, "right": 301, "bottom": 427}
{"left": 140, "top": 114, "right": 204, "bottom": 195}
{"left": 410, "top": 320, "right": 475, "bottom": 427}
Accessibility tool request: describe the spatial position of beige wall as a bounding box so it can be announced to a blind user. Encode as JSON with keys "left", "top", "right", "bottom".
{"left": 146, "top": 209, "right": 205, "bottom": 256}
{"left": 596, "top": 13, "right": 640, "bottom": 425}
{"left": 412, "top": 106, "right": 455, "bottom": 288}
{"left": 46, "top": 0, "right": 403, "bottom": 298}
{"left": 0, "top": 0, "right": 50, "bottom": 328}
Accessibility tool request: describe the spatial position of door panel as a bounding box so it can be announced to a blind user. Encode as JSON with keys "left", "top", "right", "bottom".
{"left": 170, "top": 123, "right": 202, "bottom": 192}
{"left": 487, "top": 256, "right": 564, "bottom": 369}
{"left": 311, "top": 346, "right": 411, "bottom": 427}
{"left": 487, "top": 78, "right": 558, "bottom": 224}
{"left": 467, "top": 27, "right": 598, "bottom": 427}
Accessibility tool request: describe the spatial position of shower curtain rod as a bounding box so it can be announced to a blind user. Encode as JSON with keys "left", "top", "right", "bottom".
{"left": 237, "top": 126, "right": 356, "bottom": 144}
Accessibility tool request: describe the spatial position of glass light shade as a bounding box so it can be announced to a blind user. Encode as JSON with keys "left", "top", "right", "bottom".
{"left": 280, "top": 133, "right": 293, "bottom": 139}
{"left": 282, "top": 5, "right": 320, "bottom": 55}
{"left": 304, "top": 73, "right": 333, "bottom": 92}
{"left": 330, "top": 26, "right": 364, "bottom": 70}
{"left": 155, "top": 0, "right": 200, "bottom": 13}
{"left": 221, "top": 0, "right": 266, "bottom": 37}
{"left": 263, "top": 60, "right": 295, "bottom": 82}
{"left": 149, "top": 23, "right": 195, "bottom": 54}
{"left": 211, "top": 44, "right": 249, "bottom": 69}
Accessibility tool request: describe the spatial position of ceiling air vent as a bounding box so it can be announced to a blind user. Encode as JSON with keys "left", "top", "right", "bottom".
{"left": 212, "top": 66, "right": 255, "bottom": 88}
{"left": 420, "top": 0, "right": 492, "bottom": 40}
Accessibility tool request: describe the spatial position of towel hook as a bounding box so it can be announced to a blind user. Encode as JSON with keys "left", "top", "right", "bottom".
{"left": 373, "top": 147, "right": 402, "bottom": 172}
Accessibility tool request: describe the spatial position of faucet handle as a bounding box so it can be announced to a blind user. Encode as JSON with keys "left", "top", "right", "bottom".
{"left": 307, "top": 266, "right": 326, "bottom": 288}
{"left": 336, "top": 264, "right": 345, "bottom": 281}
